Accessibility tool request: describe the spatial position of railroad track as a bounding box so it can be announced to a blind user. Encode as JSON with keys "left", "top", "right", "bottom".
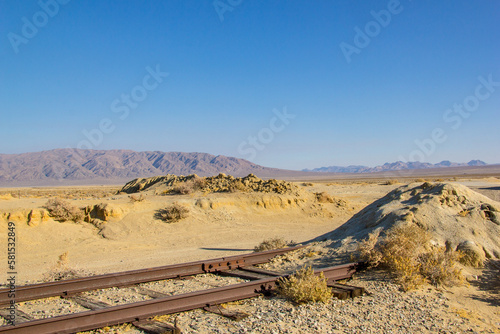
{"left": 0, "top": 246, "right": 361, "bottom": 334}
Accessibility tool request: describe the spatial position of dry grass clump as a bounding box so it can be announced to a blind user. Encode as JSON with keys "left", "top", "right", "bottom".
{"left": 315, "top": 192, "right": 335, "bottom": 203}
{"left": 357, "top": 224, "right": 464, "bottom": 291}
{"left": 171, "top": 177, "right": 207, "bottom": 195}
{"left": 44, "top": 198, "right": 84, "bottom": 222}
{"left": 254, "top": 238, "right": 290, "bottom": 252}
{"left": 277, "top": 266, "right": 332, "bottom": 304}
{"left": 155, "top": 203, "right": 189, "bottom": 223}
{"left": 456, "top": 241, "right": 485, "bottom": 268}
{"left": 384, "top": 179, "right": 400, "bottom": 185}
{"left": 302, "top": 182, "right": 314, "bottom": 187}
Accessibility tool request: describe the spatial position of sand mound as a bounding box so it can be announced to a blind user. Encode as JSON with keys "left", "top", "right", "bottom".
{"left": 317, "top": 182, "right": 500, "bottom": 259}
{"left": 120, "top": 173, "right": 301, "bottom": 195}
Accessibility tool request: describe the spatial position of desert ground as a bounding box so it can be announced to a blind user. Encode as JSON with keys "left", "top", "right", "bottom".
{"left": 0, "top": 174, "right": 499, "bottom": 333}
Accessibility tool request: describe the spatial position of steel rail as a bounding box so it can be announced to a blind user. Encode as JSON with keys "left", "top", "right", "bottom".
{"left": 0, "top": 245, "right": 304, "bottom": 306}
{"left": 0, "top": 262, "right": 359, "bottom": 334}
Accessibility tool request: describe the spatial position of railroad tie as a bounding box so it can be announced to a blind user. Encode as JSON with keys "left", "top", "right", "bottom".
{"left": 327, "top": 283, "right": 365, "bottom": 299}
{"left": 134, "top": 286, "right": 170, "bottom": 299}
{"left": 69, "top": 295, "right": 111, "bottom": 310}
{"left": 0, "top": 308, "right": 34, "bottom": 324}
{"left": 203, "top": 304, "right": 249, "bottom": 321}
{"left": 132, "top": 319, "right": 181, "bottom": 334}
{"left": 221, "top": 266, "right": 281, "bottom": 281}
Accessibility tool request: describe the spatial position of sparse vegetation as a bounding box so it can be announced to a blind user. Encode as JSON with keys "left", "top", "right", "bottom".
{"left": 277, "top": 266, "right": 332, "bottom": 304}
{"left": 302, "top": 182, "right": 314, "bottom": 187}
{"left": 384, "top": 179, "right": 399, "bottom": 185}
{"left": 44, "top": 198, "right": 84, "bottom": 222}
{"left": 456, "top": 241, "right": 485, "bottom": 268}
{"left": 357, "top": 224, "right": 465, "bottom": 291}
{"left": 254, "top": 238, "right": 290, "bottom": 252}
{"left": 315, "top": 192, "right": 335, "bottom": 203}
{"left": 171, "top": 176, "right": 207, "bottom": 195}
{"left": 155, "top": 203, "right": 190, "bottom": 223}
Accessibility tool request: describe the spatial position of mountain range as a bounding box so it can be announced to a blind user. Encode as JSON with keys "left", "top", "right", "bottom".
{"left": 0, "top": 149, "right": 491, "bottom": 186}
{"left": 303, "top": 160, "right": 487, "bottom": 173}
{"left": 0, "top": 149, "right": 285, "bottom": 186}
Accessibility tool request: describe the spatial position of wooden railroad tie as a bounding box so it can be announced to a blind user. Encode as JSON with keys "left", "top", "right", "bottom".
{"left": 327, "top": 283, "right": 365, "bottom": 300}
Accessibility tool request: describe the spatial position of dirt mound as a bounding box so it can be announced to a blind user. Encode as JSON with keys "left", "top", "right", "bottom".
{"left": 316, "top": 182, "right": 500, "bottom": 259}
{"left": 120, "top": 173, "right": 300, "bottom": 195}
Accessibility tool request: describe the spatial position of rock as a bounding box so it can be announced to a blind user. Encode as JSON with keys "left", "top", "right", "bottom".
{"left": 27, "top": 209, "right": 50, "bottom": 226}
{"left": 7, "top": 210, "right": 28, "bottom": 222}
{"left": 85, "top": 203, "right": 127, "bottom": 221}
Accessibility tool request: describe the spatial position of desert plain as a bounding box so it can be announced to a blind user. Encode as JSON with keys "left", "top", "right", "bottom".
{"left": 0, "top": 172, "right": 499, "bottom": 333}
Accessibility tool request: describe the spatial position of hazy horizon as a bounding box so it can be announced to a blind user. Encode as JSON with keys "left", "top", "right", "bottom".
{"left": 2, "top": 1, "right": 499, "bottom": 170}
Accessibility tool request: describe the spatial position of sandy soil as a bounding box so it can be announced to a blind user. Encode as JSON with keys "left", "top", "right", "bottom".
{"left": 0, "top": 176, "right": 499, "bottom": 332}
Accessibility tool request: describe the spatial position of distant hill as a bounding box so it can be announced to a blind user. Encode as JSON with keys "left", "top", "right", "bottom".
{"left": 304, "top": 160, "right": 487, "bottom": 173}
{"left": 0, "top": 149, "right": 291, "bottom": 186}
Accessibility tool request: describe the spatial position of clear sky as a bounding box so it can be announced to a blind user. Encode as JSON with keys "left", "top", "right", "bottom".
{"left": 1, "top": 0, "right": 499, "bottom": 170}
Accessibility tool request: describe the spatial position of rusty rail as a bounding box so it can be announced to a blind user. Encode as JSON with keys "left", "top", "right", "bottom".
{"left": 0, "top": 262, "right": 359, "bottom": 334}
{"left": 0, "top": 246, "right": 304, "bottom": 306}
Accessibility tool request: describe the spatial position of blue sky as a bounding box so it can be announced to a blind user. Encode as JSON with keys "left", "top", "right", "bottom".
{"left": 1, "top": 0, "right": 499, "bottom": 170}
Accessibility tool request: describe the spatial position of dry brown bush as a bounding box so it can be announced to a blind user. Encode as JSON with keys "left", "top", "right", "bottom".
{"left": 357, "top": 224, "right": 464, "bottom": 291}
{"left": 155, "top": 203, "right": 189, "bottom": 223}
{"left": 277, "top": 266, "right": 332, "bottom": 304}
{"left": 171, "top": 177, "right": 207, "bottom": 195}
{"left": 254, "top": 238, "right": 290, "bottom": 252}
{"left": 384, "top": 179, "right": 400, "bottom": 185}
{"left": 44, "top": 198, "right": 84, "bottom": 222}
{"left": 315, "top": 192, "right": 335, "bottom": 203}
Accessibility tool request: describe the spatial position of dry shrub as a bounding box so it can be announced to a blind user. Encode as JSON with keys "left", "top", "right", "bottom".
{"left": 419, "top": 247, "right": 464, "bottom": 287}
{"left": 302, "top": 182, "right": 314, "bottom": 187}
{"left": 384, "top": 179, "right": 400, "bottom": 185}
{"left": 277, "top": 266, "right": 332, "bottom": 304}
{"left": 155, "top": 203, "right": 189, "bottom": 223}
{"left": 456, "top": 241, "right": 485, "bottom": 268}
{"left": 315, "top": 192, "right": 334, "bottom": 203}
{"left": 357, "top": 224, "right": 464, "bottom": 290}
{"left": 171, "top": 177, "right": 207, "bottom": 195}
{"left": 254, "top": 238, "right": 290, "bottom": 252}
{"left": 458, "top": 209, "right": 470, "bottom": 217}
{"left": 44, "top": 198, "right": 84, "bottom": 222}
